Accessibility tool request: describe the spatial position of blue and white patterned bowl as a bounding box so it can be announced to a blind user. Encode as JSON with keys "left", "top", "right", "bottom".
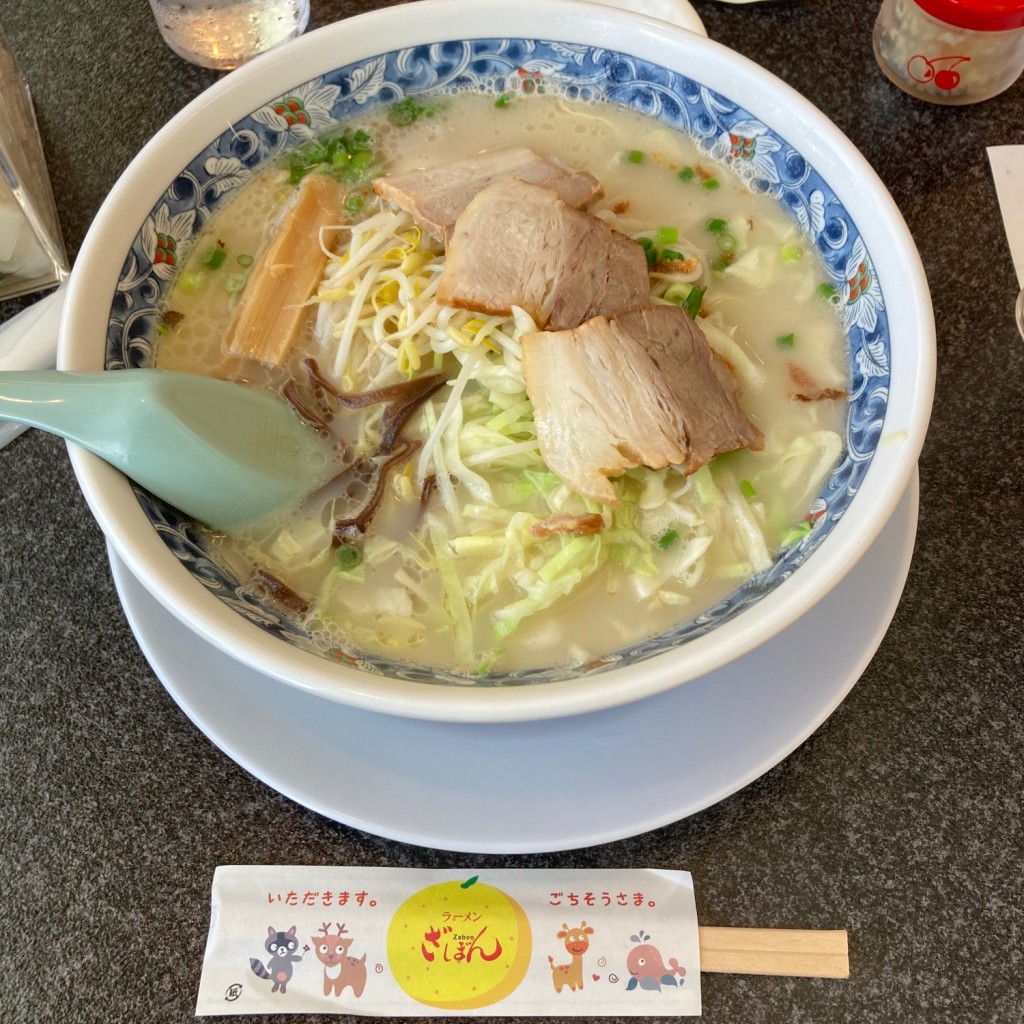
{"left": 61, "top": 0, "right": 934, "bottom": 722}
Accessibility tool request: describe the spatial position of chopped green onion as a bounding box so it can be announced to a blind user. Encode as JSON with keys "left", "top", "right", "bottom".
{"left": 287, "top": 148, "right": 316, "bottom": 183}
{"left": 637, "top": 236, "right": 654, "bottom": 251}
{"left": 776, "top": 332, "right": 796, "bottom": 349}
{"left": 495, "top": 93, "right": 511, "bottom": 109}
{"left": 781, "top": 520, "right": 814, "bottom": 547}
{"left": 711, "top": 256, "right": 731, "bottom": 273}
{"left": 225, "top": 273, "right": 247, "bottom": 294}
{"left": 716, "top": 233, "right": 737, "bottom": 253}
{"left": 677, "top": 166, "right": 695, "bottom": 182}
{"left": 178, "top": 270, "right": 206, "bottom": 294}
{"left": 345, "top": 193, "right": 365, "bottom": 214}
{"left": 706, "top": 217, "right": 728, "bottom": 234}
{"left": 781, "top": 244, "right": 802, "bottom": 263}
{"left": 236, "top": 253, "right": 254, "bottom": 267}
{"left": 288, "top": 128, "right": 376, "bottom": 184}
{"left": 701, "top": 178, "right": 720, "bottom": 191}
{"left": 656, "top": 225, "right": 679, "bottom": 246}
{"left": 663, "top": 281, "right": 693, "bottom": 306}
{"left": 656, "top": 528, "right": 679, "bottom": 550}
{"left": 342, "top": 148, "right": 371, "bottom": 167}
{"left": 660, "top": 248, "right": 686, "bottom": 263}
{"left": 335, "top": 543, "right": 362, "bottom": 570}
{"left": 297, "top": 140, "right": 328, "bottom": 165}
{"left": 388, "top": 97, "right": 426, "bottom": 126}
{"left": 202, "top": 246, "right": 227, "bottom": 270}
{"left": 155, "top": 322, "right": 170, "bottom": 336}
{"left": 626, "top": 149, "right": 645, "bottom": 164}
{"left": 740, "top": 479, "right": 758, "bottom": 500}
{"left": 817, "top": 282, "right": 838, "bottom": 300}
{"left": 681, "top": 284, "right": 706, "bottom": 319}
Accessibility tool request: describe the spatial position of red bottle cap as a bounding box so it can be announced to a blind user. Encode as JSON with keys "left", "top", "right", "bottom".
{"left": 913, "top": 0, "right": 1024, "bottom": 31}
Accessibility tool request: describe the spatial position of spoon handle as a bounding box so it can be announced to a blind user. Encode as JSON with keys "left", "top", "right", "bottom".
{"left": 0, "top": 369, "right": 151, "bottom": 466}
{"left": 0, "top": 368, "right": 335, "bottom": 529}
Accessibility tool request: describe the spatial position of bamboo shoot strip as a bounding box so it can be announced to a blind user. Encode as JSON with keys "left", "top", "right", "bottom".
{"left": 698, "top": 927, "right": 849, "bottom": 978}
{"left": 224, "top": 174, "right": 342, "bottom": 367}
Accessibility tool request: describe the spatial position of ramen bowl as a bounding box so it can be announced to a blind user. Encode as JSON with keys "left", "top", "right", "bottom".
{"left": 61, "top": 0, "right": 934, "bottom": 722}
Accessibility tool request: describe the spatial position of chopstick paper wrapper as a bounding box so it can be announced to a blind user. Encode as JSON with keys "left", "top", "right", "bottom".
{"left": 195, "top": 866, "right": 848, "bottom": 1017}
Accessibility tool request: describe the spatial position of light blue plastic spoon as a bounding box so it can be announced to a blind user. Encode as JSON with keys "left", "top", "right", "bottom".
{"left": 0, "top": 369, "right": 336, "bottom": 529}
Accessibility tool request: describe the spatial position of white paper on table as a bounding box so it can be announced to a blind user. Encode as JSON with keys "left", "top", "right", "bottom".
{"left": 0, "top": 283, "right": 66, "bottom": 448}
{"left": 196, "top": 866, "right": 701, "bottom": 1017}
{"left": 987, "top": 146, "right": 1024, "bottom": 288}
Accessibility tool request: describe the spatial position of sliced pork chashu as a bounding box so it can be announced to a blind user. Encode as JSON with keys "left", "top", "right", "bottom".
{"left": 372, "top": 146, "right": 603, "bottom": 244}
{"left": 522, "top": 315, "right": 688, "bottom": 505}
{"left": 437, "top": 177, "right": 650, "bottom": 330}
{"left": 521, "top": 304, "right": 764, "bottom": 504}
{"left": 618, "top": 305, "right": 765, "bottom": 472}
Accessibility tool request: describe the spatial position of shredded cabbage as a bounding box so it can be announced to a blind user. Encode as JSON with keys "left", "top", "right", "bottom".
{"left": 274, "top": 194, "right": 843, "bottom": 667}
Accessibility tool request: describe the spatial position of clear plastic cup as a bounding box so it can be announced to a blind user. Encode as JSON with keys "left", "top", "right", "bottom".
{"left": 147, "top": 0, "right": 311, "bottom": 71}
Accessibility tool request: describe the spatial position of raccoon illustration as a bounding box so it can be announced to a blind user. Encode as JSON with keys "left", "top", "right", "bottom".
{"left": 250, "top": 925, "right": 305, "bottom": 994}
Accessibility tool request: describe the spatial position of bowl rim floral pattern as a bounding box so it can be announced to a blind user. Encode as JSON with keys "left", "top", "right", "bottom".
{"left": 62, "top": 1, "right": 934, "bottom": 722}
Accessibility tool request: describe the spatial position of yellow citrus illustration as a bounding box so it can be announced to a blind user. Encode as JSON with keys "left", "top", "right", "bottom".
{"left": 386, "top": 875, "right": 532, "bottom": 1010}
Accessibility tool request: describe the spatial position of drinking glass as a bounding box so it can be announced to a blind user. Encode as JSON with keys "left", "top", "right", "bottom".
{"left": 0, "top": 26, "right": 68, "bottom": 302}
{"left": 147, "top": 0, "right": 311, "bottom": 71}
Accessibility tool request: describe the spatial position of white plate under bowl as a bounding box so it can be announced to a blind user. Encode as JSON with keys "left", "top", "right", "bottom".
{"left": 595, "top": 0, "right": 706, "bottom": 32}
{"left": 109, "top": 473, "right": 918, "bottom": 854}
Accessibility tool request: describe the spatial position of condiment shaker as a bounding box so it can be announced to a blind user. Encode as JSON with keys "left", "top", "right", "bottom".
{"left": 873, "top": 0, "right": 1024, "bottom": 104}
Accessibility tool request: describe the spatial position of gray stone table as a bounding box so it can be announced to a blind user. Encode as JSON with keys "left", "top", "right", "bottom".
{"left": 1, "top": 1, "right": 1021, "bottom": 1022}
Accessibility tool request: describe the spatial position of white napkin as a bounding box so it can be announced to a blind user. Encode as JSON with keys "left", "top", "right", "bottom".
{"left": 987, "top": 146, "right": 1024, "bottom": 288}
{"left": 0, "top": 282, "right": 66, "bottom": 448}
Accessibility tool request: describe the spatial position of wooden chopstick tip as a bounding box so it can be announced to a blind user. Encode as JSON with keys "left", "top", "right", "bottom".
{"left": 698, "top": 926, "right": 850, "bottom": 979}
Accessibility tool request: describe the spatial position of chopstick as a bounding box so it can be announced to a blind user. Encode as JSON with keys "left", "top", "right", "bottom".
{"left": 698, "top": 926, "right": 849, "bottom": 978}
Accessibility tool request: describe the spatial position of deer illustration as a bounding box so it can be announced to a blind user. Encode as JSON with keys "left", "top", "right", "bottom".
{"left": 547, "top": 921, "right": 594, "bottom": 992}
{"left": 310, "top": 923, "right": 368, "bottom": 998}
